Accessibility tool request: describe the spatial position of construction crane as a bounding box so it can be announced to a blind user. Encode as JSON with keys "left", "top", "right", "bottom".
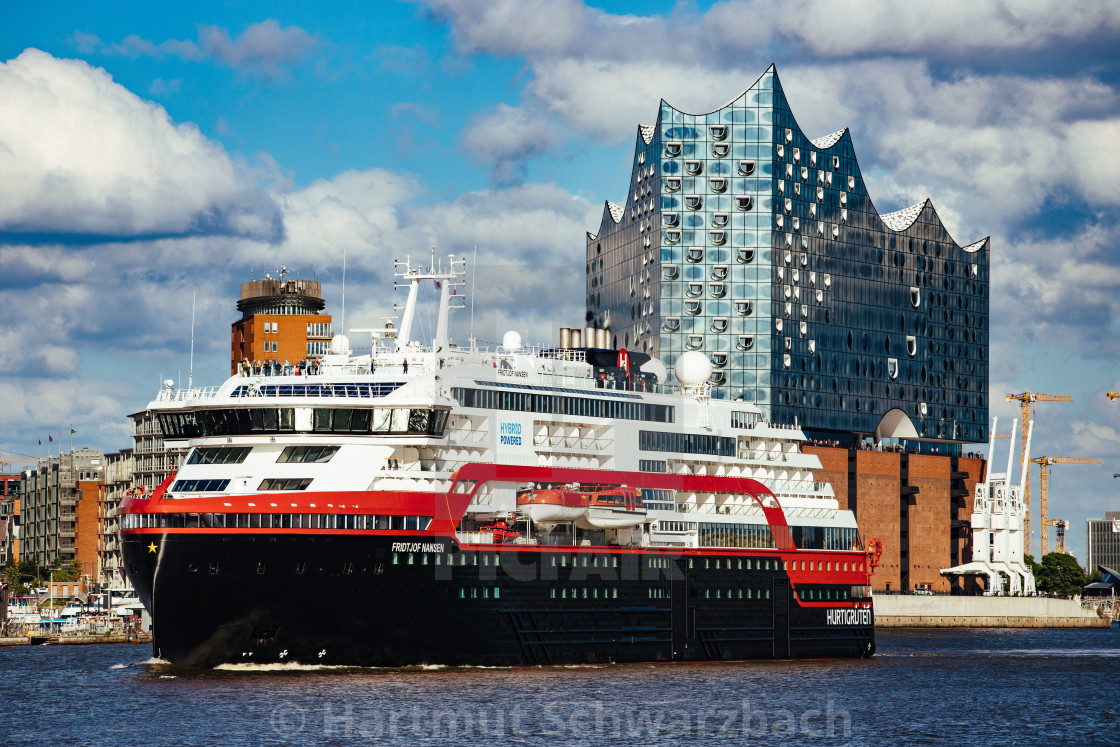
{"left": 1007, "top": 392, "right": 1073, "bottom": 553}
{"left": 1107, "top": 392, "right": 1119, "bottom": 400}
{"left": 1030, "top": 455, "right": 1100, "bottom": 556}
{"left": 1043, "top": 519, "right": 1071, "bottom": 554}
{"left": 0, "top": 457, "right": 38, "bottom": 470}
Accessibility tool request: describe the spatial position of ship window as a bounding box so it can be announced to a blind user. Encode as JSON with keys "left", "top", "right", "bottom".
{"left": 278, "top": 445, "right": 340, "bottom": 463}
{"left": 187, "top": 446, "right": 251, "bottom": 465}
{"left": 171, "top": 478, "right": 230, "bottom": 492}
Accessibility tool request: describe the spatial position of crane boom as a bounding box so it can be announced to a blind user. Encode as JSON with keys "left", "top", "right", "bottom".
{"left": 1108, "top": 392, "right": 1120, "bottom": 400}
{"left": 1006, "top": 392, "right": 1073, "bottom": 555}
{"left": 1030, "top": 455, "right": 1100, "bottom": 555}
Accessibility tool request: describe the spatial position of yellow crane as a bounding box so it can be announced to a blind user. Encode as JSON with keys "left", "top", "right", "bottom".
{"left": 1107, "top": 392, "right": 1119, "bottom": 400}
{"left": 1030, "top": 455, "right": 1100, "bottom": 556}
{"left": 0, "top": 457, "right": 38, "bottom": 470}
{"left": 1043, "top": 519, "right": 1070, "bottom": 554}
{"left": 1006, "top": 392, "right": 1073, "bottom": 553}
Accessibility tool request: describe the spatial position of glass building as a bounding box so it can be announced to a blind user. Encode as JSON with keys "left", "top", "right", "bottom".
{"left": 586, "top": 66, "right": 989, "bottom": 444}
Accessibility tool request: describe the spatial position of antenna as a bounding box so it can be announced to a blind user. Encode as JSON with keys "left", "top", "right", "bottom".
{"left": 341, "top": 248, "right": 347, "bottom": 335}
{"left": 188, "top": 291, "right": 196, "bottom": 390}
{"left": 470, "top": 245, "right": 477, "bottom": 352}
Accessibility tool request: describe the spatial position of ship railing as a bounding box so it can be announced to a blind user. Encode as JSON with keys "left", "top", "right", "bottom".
{"left": 153, "top": 386, "right": 223, "bottom": 403}
{"left": 382, "top": 459, "right": 454, "bottom": 474}
{"left": 447, "top": 424, "right": 489, "bottom": 445}
{"left": 536, "top": 348, "right": 587, "bottom": 362}
{"left": 532, "top": 434, "right": 614, "bottom": 451}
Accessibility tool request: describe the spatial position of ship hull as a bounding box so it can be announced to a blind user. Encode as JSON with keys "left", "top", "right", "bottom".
{"left": 123, "top": 531, "right": 874, "bottom": 668}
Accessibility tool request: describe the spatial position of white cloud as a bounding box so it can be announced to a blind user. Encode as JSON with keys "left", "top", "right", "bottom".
{"left": 0, "top": 49, "right": 281, "bottom": 239}
{"left": 71, "top": 20, "right": 317, "bottom": 81}
{"left": 460, "top": 104, "right": 563, "bottom": 184}
{"left": 426, "top": 0, "right": 1120, "bottom": 62}
{"left": 197, "top": 20, "right": 317, "bottom": 80}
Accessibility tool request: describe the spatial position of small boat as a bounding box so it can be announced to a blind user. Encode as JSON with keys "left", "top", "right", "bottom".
{"left": 576, "top": 486, "right": 646, "bottom": 530}
{"left": 516, "top": 485, "right": 587, "bottom": 526}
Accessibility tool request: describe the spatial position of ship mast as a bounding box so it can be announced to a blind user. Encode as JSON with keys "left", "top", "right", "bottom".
{"left": 393, "top": 250, "right": 467, "bottom": 352}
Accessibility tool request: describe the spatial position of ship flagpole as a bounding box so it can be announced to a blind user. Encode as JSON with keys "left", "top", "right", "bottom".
{"left": 469, "top": 245, "right": 477, "bottom": 352}
{"left": 188, "top": 292, "right": 196, "bottom": 391}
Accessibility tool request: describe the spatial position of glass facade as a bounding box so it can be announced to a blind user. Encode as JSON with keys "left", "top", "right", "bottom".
{"left": 587, "top": 66, "right": 989, "bottom": 442}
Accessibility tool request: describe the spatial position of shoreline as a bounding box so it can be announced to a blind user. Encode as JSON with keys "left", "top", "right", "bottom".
{"left": 0, "top": 635, "right": 149, "bottom": 646}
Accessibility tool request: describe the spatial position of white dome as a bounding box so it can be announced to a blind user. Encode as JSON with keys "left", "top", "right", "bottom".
{"left": 640, "top": 357, "right": 668, "bottom": 383}
{"left": 329, "top": 334, "right": 350, "bottom": 354}
{"left": 502, "top": 330, "right": 522, "bottom": 351}
{"left": 674, "top": 351, "right": 712, "bottom": 386}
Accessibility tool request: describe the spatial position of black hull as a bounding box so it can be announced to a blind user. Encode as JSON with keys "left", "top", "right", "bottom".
{"left": 123, "top": 532, "right": 874, "bottom": 668}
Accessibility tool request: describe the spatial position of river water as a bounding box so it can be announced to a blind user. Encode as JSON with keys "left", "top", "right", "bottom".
{"left": 1, "top": 628, "right": 1117, "bottom": 745}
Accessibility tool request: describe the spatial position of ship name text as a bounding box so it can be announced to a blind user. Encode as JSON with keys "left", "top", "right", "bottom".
{"left": 825, "top": 608, "right": 872, "bottom": 626}
{"left": 391, "top": 542, "right": 447, "bottom": 553}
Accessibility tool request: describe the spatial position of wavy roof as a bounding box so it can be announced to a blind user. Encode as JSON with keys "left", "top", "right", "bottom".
{"left": 810, "top": 129, "right": 846, "bottom": 149}
{"left": 880, "top": 201, "right": 929, "bottom": 232}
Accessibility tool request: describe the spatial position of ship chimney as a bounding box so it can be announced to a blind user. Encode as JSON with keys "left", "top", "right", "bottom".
{"left": 559, "top": 327, "right": 572, "bottom": 350}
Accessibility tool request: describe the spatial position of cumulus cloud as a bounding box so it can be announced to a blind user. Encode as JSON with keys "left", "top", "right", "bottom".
{"left": 460, "top": 104, "right": 563, "bottom": 185}
{"left": 197, "top": 20, "right": 317, "bottom": 79}
{"left": 0, "top": 49, "right": 281, "bottom": 240}
{"left": 426, "top": 0, "right": 1120, "bottom": 62}
{"left": 71, "top": 20, "right": 317, "bottom": 81}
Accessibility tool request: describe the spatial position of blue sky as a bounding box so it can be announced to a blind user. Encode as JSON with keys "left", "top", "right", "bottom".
{"left": 2, "top": 1, "right": 1120, "bottom": 562}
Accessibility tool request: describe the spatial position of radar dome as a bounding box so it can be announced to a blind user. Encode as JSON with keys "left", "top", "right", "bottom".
{"left": 329, "top": 334, "right": 351, "bottom": 355}
{"left": 674, "top": 351, "right": 713, "bottom": 386}
{"left": 502, "top": 330, "right": 522, "bottom": 352}
{"left": 640, "top": 357, "right": 668, "bottom": 383}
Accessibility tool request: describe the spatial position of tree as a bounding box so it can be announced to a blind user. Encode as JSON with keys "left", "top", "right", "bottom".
{"left": 1035, "top": 552, "right": 1087, "bottom": 597}
{"left": 1024, "top": 553, "right": 1043, "bottom": 577}
{"left": 1, "top": 563, "right": 27, "bottom": 596}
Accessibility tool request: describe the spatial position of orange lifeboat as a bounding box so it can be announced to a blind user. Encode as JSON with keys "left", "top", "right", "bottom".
{"left": 575, "top": 486, "right": 647, "bottom": 530}
{"left": 516, "top": 485, "right": 588, "bottom": 526}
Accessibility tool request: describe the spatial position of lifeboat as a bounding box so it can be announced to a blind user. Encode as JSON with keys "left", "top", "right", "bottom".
{"left": 516, "top": 485, "right": 588, "bottom": 526}
{"left": 575, "top": 486, "right": 647, "bottom": 530}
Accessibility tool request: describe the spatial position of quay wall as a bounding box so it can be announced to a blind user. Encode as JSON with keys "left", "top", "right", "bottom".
{"left": 874, "top": 595, "right": 1109, "bottom": 628}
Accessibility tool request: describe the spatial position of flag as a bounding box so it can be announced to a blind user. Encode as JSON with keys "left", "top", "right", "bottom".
{"left": 435, "top": 281, "right": 441, "bottom": 289}
{"left": 48, "top": 435, "right": 53, "bottom": 443}
{"left": 38, "top": 439, "right": 41, "bottom": 446}
{"left": 71, "top": 429, "right": 76, "bottom": 434}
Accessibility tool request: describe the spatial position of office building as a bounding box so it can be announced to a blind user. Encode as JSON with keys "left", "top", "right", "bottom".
{"left": 1087, "top": 511, "right": 1120, "bottom": 573}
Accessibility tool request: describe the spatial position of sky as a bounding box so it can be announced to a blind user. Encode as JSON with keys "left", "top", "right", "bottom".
{"left": 2, "top": 0, "right": 1120, "bottom": 563}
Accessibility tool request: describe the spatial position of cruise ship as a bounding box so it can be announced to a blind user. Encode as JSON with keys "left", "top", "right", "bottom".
{"left": 120, "top": 255, "right": 877, "bottom": 667}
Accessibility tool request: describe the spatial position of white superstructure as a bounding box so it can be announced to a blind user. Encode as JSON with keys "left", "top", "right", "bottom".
{"left": 147, "top": 254, "right": 860, "bottom": 553}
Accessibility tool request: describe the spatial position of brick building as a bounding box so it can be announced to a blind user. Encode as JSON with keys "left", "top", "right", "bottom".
{"left": 230, "top": 269, "right": 333, "bottom": 375}
{"left": 0, "top": 474, "right": 21, "bottom": 565}
{"left": 19, "top": 450, "right": 103, "bottom": 577}
{"left": 806, "top": 445, "right": 984, "bottom": 591}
